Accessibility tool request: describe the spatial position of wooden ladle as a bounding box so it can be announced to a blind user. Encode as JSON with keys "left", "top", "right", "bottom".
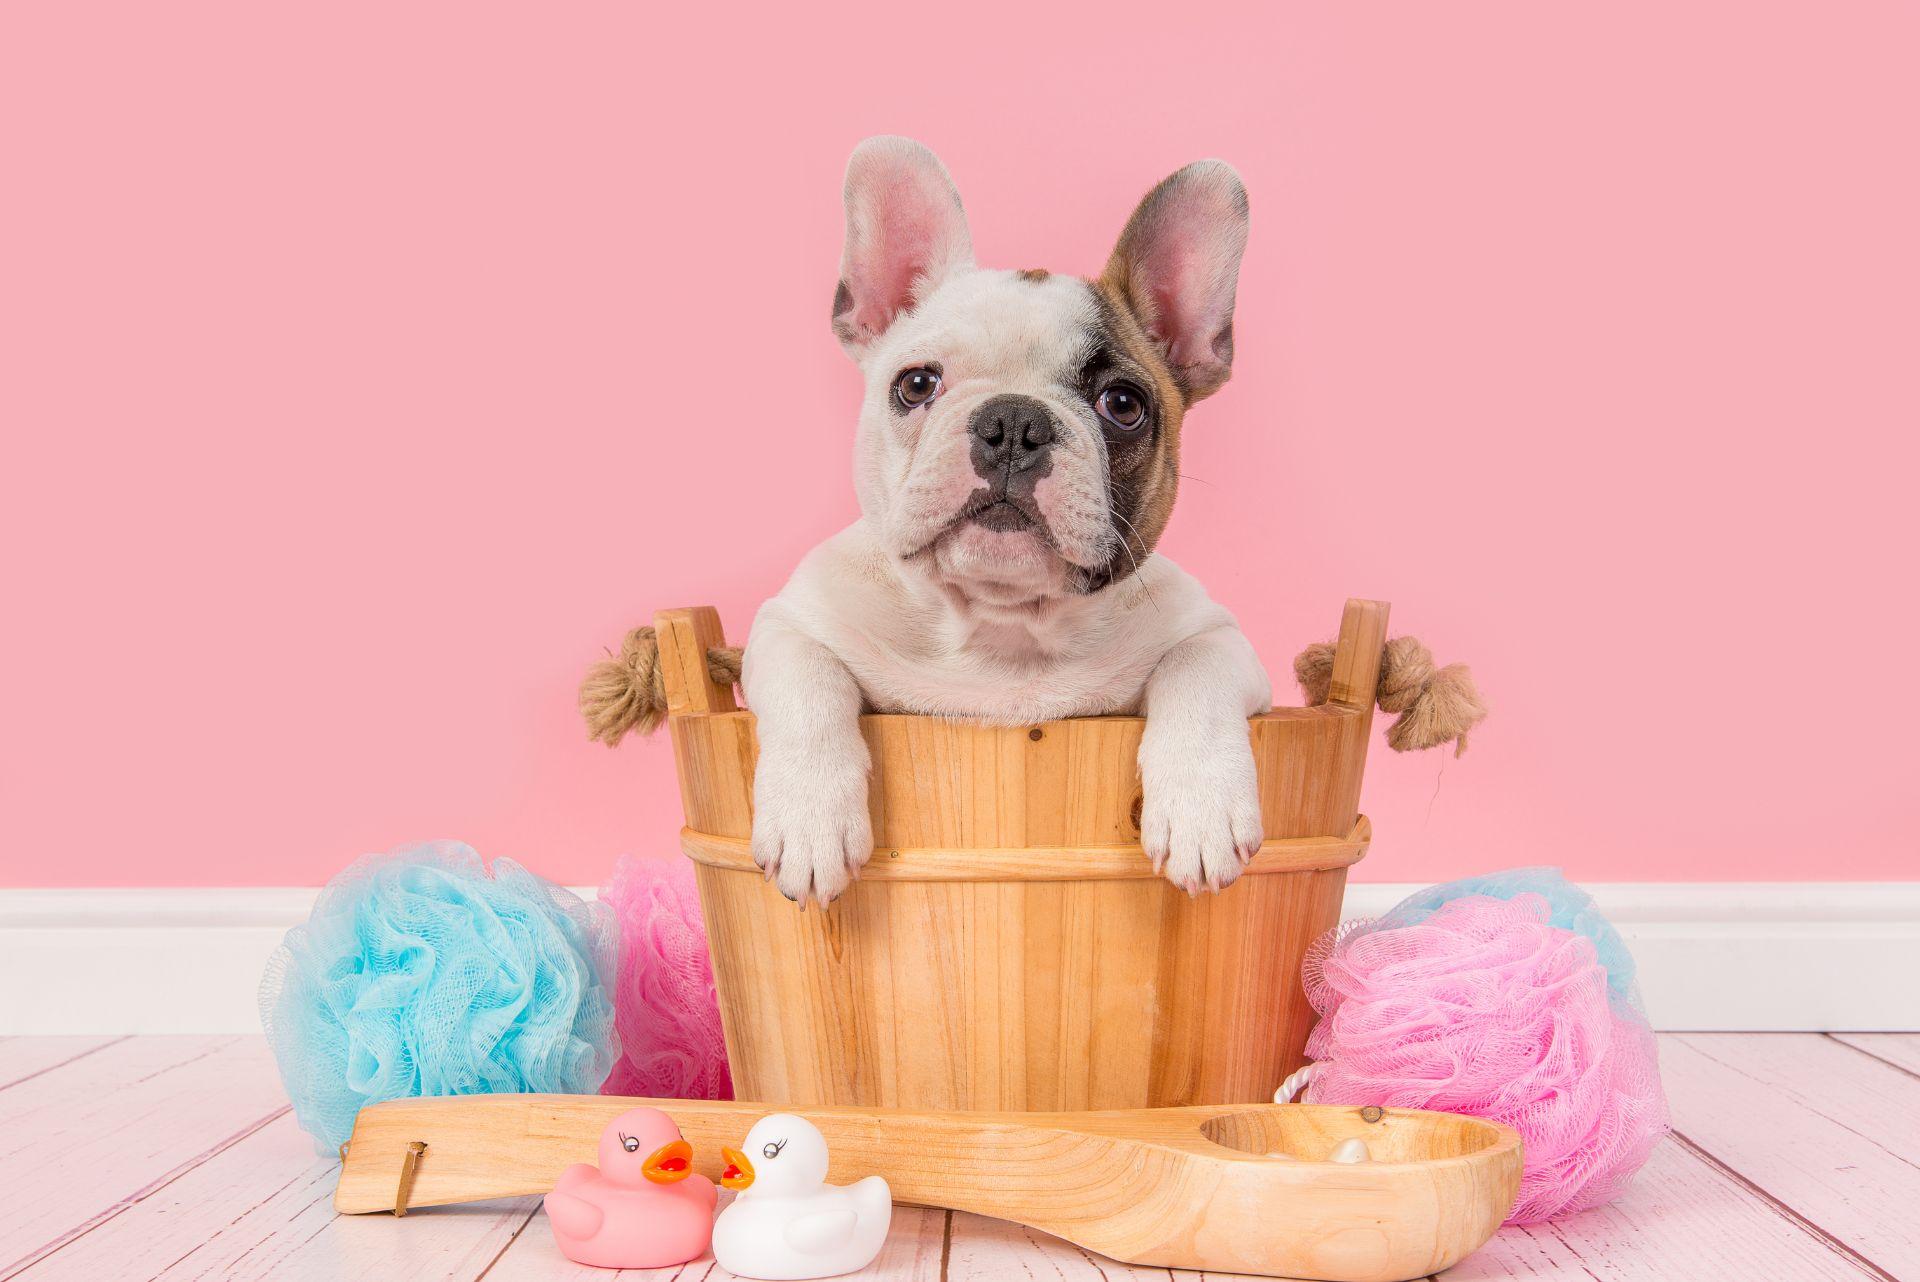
{"left": 337, "top": 1095, "right": 1519, "bottom": 1281}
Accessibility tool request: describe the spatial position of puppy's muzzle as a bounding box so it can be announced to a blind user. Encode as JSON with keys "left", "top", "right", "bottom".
{"left": 966, "top": 394, "right": 1058, "bottom": 532}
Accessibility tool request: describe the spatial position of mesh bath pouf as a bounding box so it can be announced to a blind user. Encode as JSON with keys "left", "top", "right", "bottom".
{"left": 598, "top": 854, "right": 732, "bottom": 1100}
{"left": 1295, "top": 870, "right": 1670, "bottom": 1224}
{"left": 259, "top": 841, "right": 619, "bottom": 1153}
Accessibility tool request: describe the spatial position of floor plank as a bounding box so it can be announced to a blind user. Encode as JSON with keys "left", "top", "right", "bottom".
{"left": 1831, "top": 1032, "right": 1920, "bottom": 1078}
{"left": 944, "top": 1210, "right": 1276, "bottom": 1281}
{"left": 483, "top": 1203, "right": 948, "bottom": 1282}
{"left": 1660, "top": 1033, "right": 1920, "bottom": 1280}
{"left": 15, "top": 1111, "right": 536, "bottom": 1282}
{"left": 0, "top": 1036, "right": 290, "bottom": 1279}
{"left": 1439, "top": 1137, "right": 1878, "bottom": 1280}
{"left": 3, "top": 1034, "right": 1915, "bottom": 1281}
{"left": 0, "top": 1037, "right": 125, "bottom": 1093}
{"left": 946, "top": 1212, "right": 1170, "bottom": 1279}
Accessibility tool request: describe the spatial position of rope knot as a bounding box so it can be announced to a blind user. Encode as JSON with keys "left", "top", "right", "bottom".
{"left": 1292, "top": 635, "right": 1486, "bottom": 756}
{"left": 577, "top": 626, "right": 744, "bottom": 747}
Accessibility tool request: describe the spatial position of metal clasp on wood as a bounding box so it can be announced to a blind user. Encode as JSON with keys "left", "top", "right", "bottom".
{"left": 393, "top": 1140, "right": 427, "bottom": 1216}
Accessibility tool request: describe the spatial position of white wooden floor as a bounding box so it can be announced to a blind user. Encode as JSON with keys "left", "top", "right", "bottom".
{"left": 1, "top": 1035, "right": 1915, "bottom": 1281}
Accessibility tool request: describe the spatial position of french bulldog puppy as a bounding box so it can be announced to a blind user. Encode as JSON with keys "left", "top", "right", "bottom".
{"left": 743, "top": 136, "right": 1270, "bottom": 906}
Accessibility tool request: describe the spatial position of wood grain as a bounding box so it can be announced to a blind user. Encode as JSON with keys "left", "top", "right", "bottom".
{"left": 337, "top": 1094, "right": 1520, "bottom": 1282}
{"left": 664, "top": 601, "right": 1388, "bottom": 1112}
{"left": 0, "top": 1036, "right": 123, "bottom": 1092}
{"left": 482, "top": 1203, "right": 950, "bottom": 1282}
{"left": 0, "top": 1036, "right": 290, "bottom": 1278}
{"left": 1832, "top": 1031, "right": 1920, "bottom": 1077}
{"left": 945, "top": 1209, "right": 1272, "bottom": 1280}
{"left": 655, "top": 607, "right": 738, "bottom": 717}
{"left": 1320, "top": 599, "right": 1389, "bottom": 834}
{"left": 10, "top": 1034, "right": 1919, "bottom": 1281}
{"left": 18, "top": 1112, "right": 536, "bottom": 1282}
{"left": 680, "top": 820, "right": 1371, "bottom": 881}
{"left": 1660, "top": 1032, "right": 1920, "bottom": 1279}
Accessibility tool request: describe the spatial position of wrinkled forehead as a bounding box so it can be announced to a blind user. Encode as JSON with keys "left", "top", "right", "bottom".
{"left": 883, "top": 270, "right": 1103, "bottom": 383}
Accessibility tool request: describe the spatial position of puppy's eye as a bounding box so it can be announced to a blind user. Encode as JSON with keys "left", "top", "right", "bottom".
{"left": 894, "top": 366, "right": 942, "bottom": 409}
{"left": 1096, "top": 385, "right": 1149, "bottom": 432}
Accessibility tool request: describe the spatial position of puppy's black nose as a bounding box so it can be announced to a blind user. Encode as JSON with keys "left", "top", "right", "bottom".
{"left": 969, "top": 394, "right": 1057, "bottom": 477}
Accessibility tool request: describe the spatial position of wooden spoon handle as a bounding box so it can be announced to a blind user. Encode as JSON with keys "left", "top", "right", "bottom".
{"left": 338, "top": 1094, "right": 1081, "bottom": 1214}
{"left": 336, "top": 1094, "right": 1519, "bottom": 1282}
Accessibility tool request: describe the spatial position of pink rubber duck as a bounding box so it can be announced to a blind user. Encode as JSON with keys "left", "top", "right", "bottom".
{"left": 544, "top": 1106, "right": 717, "bottom": 1269}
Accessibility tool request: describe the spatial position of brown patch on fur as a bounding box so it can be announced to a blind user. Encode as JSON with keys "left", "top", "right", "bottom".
{"left": 1015, "top": 267, "right": 1052, "bottom": 282}
{"left": 1084, "top": 278, "right": 1188, "bottom": 589}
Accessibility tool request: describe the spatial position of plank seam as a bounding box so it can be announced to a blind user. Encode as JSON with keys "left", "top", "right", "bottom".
{"left": 1666, "top": 1130, "right": 1897, "bottom": 1282}
{"left": 1540, "top": 1219, "right": 1604, "bottom": 1281}
{"left": 0, "top": 1035, "right": 129, "bottom": 1093}
{"left": 0, "top": 1104, "right": 290, "bottom": 1282}
{"left": 130, "top": 1035, "right": 237, "bottom": 1084}
{"left": 1673, "top": 1035, "right": 1920, "bottom": 1175}
{"left": 470, "top": 1203, "right": 540, "bottom": 1282}
{"left": 1827, "top": 1033, "right": 1920, "bottom": 1083}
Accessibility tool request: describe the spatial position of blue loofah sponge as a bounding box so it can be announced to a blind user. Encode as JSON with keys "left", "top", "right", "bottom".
{"left": 1375, "top": 865, "right": 1640, "bottom": 1005}
{"left": 259, "top": 841, "right": 619, "bottom": 1153}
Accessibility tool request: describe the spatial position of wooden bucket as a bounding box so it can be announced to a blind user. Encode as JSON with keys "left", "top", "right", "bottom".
{"left": 659, "top": 599, "right": 1389, "bottom": 1112}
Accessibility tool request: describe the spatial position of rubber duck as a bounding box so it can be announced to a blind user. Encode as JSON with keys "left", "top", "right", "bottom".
{"left": 543, "top": 1106, "right": 717, "bottom": 1269}
{"left": 711, "top": 1114, "right": 892, "bottom": 1280}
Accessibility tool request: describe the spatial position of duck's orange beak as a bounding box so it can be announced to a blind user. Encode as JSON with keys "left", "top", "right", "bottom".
{"left": 642, "top": 1139, "right": 694, "bottom": 1184}
{"left": 720, "top": 1145, "right": 755, "bottom": 1190}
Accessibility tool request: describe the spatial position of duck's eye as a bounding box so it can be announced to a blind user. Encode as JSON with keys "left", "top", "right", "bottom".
{"left": 1095, "top": 384, "right": 1148, "bottom": 432}
{"left": 762, "top": 1139, "right": 787, "bottom": 1160}
{"left": 621, "top": 1134, "right": 640, "bottom": 1153}
{"left": 894, "top": 366, "right": 942, "bottom": 410}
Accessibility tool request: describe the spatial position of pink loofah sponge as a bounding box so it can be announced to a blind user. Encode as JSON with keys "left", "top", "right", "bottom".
{"left": 598, "top": 856, "right": 732, "bottom": 1100}
{"left": 1302, "top": 888, "right": 1668, "bottom": 1223}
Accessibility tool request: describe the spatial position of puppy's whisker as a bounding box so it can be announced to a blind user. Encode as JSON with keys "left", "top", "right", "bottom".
{"left": 1106, "top": 507, "right": 1160, "bottom": 615}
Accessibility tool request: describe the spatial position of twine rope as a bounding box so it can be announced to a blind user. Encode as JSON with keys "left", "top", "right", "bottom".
{"left": 580, "top": 624, "right": 1484, "bottom": 755}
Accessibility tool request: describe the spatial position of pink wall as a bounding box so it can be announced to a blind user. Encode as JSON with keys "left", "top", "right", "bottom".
{"left": 3, "top": 3, "right": 1914, "bottom": 889}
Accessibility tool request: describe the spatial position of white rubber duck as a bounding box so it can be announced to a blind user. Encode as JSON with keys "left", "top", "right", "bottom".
{"left": 712, "top": 1114, "right": 892, "bottom": 1280}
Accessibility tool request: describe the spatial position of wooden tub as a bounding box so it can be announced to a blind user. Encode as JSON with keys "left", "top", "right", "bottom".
{"left": 657, "top": 598, "right": 1390, "bottom": 1112}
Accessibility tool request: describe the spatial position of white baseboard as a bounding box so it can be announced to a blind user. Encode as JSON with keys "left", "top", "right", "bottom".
{"left": 1, "top": 883, "right": 1914, "bottom": 1035}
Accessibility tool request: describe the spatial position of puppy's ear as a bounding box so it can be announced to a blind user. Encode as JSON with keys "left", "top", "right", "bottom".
{"left": 832, "top": 136, "right": 973, "bottom": 357}
{"left": 1102, "top": 161, "right": 1249, "bottom": 401}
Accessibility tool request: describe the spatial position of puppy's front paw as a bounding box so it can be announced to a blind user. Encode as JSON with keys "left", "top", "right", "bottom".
{"left": 1140, "top": 738, "right": 1264, "bottom": 895}
{"left": 750, "top": 768, "right": 872, "bottom": 908}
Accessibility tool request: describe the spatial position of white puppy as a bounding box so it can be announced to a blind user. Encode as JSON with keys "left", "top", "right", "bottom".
{"left": 744, "top": 137, "right": 1271, "bottom": 906}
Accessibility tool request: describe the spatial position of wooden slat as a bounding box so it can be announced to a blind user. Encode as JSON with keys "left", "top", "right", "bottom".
{"left": 482, "top": 1203, "right": 948, "bottom": 1281}
{"left": 1324, "top": 600, "right": 1391, "bottom": 712}
{"left": 0, "top": 1036, "right": 290, "bottom": 1278}
{"left": 15, "top": 1112, "right": 535, "bottom": 1282}
{"left": 681, "top": 820, "right": 1371, "bottom": 880}
{"left": 1322, "top": 599, "right": 1389, "bottom": 833}
{"left": 655, "top": 607, "right": 738, "bottom": 717}
{"left": 0, "top": 1037, "right": 124, "bottom": 1093}
{"left": 672, "top": 707, "right": 1370, "bottom": 848}
{"left": 1659, "top": 1032, "right": 1920, "bottom": 1279}
{"left": 1832, "top": 1032, "right": 1920, "bottom": 1077}
{"left": 7, "top": 1034, "right": 1918, "bottom": 1279}
{"left": 1439, "top": 1137, "right": 1876, "bottom": 1280}
{"left": 947, "top": 1209, "right": 1275, "bottom": 1280}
